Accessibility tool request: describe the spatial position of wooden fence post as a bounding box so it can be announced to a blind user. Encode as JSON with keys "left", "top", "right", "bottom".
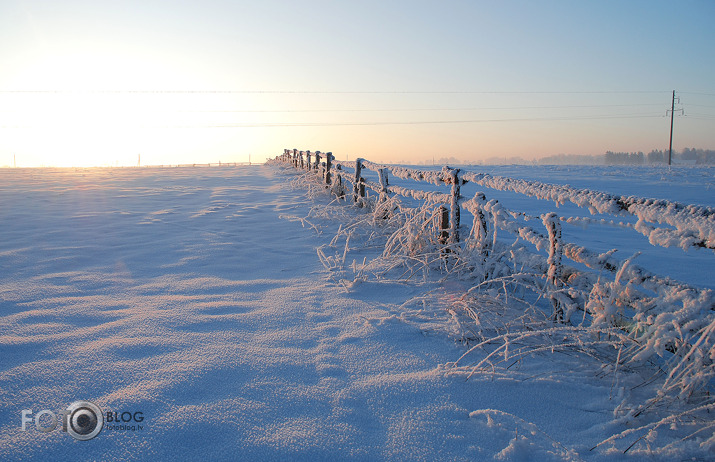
{"left": 354, "top": 159, "right": 364, "bottom": 203}
{"left": 543, "top": 212, "right": 563, "bottom": 322}
{"left": 335, "top": 164, "right": 345, "bottom": 199}
{"left": 448, "top": 168, "right": 461, "bottom": 244}
{"left": 472, "top": 192, "right": 489, "bottom": 254}
{"left": 299, "top": 150, "right": 304, "bottom": 169}
{"left": 314, "top": 151, "right": 321, "bottom": 172}
{"left": 438, "top": 205, "right": 450, "bottom": 246}
{"left": 325, "top": 152, "right": 333, "bottom": 185}
{"left": 306, "top": 151, "right": 312, "bottom": 170}
{"left": 378, "top": 168, "right": 389, "bottom": 199}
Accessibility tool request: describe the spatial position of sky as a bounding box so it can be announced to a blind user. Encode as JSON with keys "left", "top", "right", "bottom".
{"left": 1, "top": 0, "right": 714, "bottom": 167}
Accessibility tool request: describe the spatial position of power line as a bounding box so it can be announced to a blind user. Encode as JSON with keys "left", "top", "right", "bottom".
{"left": 686, "top": 103, "right": 715, "bottom": 109}
{"left": 0, "top": 103, "right": 665, "bottom": 114}
{"left": 166, "top": 103, "right": 667, "bottom": 113}
{"left": 687, "top": 113, "right": 715, "bottom": 120}
{"left": 1, "top": 112, "right": 662, "bottom": 129}
{"left": 679, "top": 91, "right": 715, "bottom": 98}
{"left": 0, "top": 89, "right": 673, "bottom": 95}
{"left": 206, "top": 113, "right": 664, "bottom": 127}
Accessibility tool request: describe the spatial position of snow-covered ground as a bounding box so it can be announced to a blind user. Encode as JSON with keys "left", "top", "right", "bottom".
{"left": 0, "top": 163, "right": 712, "bottom": 460}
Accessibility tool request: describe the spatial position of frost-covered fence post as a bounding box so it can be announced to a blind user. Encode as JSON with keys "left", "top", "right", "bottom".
{"left": 374, "top": 167, "right": 390, "bottom": 219}
{"left": 353, "top": 158, "right": 364, "bottom": 203}
{"left": 334, "top": 164, "right": 345, "bottom": 200}
{"left": 305, "top": 151, "right": 312, "bottom": 171}
{"left": 471, "top": 192, "right": 489, "bottom": 254}
{"left": 299, "top": 150, "right": 304, "bottom": 169}
{"left": 293, "top": 149, "right": 299, "bottom": 168}
{"left": 447, "top": 167, "right": 461, "bottom": 244}
{"left": 314, "top": 151, "right": 321, "bottom": 172}
{"left": 543, "top": 212, "right": 564, "bottom": 322}
{"left": 438, "top": 205, "right": 450, "bottom": 247}
{"left": 325, "top": 152, "right": 333, "bottom": 185}
{"left": 378, "top": 168, "right": 389, "bottom": 201}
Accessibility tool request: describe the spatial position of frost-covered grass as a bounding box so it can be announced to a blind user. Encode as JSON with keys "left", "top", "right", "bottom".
{"left": 278, "top": 156, "right": 715, "bottom": 458}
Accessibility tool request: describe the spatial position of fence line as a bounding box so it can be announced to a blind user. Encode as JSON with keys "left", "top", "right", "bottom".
{"left": 276, "top": 147, "right": 713, "bottom": 318}
{"left": 275, "top": 148, "right": 715, "bottom": 435}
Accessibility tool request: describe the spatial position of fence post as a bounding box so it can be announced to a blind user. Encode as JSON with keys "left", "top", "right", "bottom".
{"left": 299, "top": 150, "right": 304, "bottom": 169}
{"left": 378, "top": 168, "right": 389, "bottom": 199}
{"left": 543, "top": 212, "right": 563, "bottom": 322}
{"left": 448, "top": 168, "right": 461, "bottom": 244}
{"left": 306, "top": 151, "right": 312, "bottom": 170}
{"left": 292, "top": 149, "right": 298, "bottom": 167}
{"left": 325, "top": 152, "right": 333, "bottom": 185}
{"left": 314, "top": 151, "right": 321, "bottom": 172}
{"left": 354, "top": 158, "right": 364, "bottom": 203}
{"left": 438, "top": 205, "right": 450, "bottom": 246}
{"left": 472, "top": 192, "right": 489, "bottom": 254}
{"left": 335, "top": 164, "right": 345, "bottom": 199}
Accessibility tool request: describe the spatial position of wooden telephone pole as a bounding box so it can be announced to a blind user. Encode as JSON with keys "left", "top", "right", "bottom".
{"left": 668, "top": 91, "right": 675, "bottom": 166}
{"left": 667, "top": 90, "right": 683, "bottom": 166}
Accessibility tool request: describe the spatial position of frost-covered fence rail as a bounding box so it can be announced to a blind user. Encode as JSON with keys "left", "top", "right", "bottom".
{"left": 460, "top": 171, "right": 715, "bottom": 251}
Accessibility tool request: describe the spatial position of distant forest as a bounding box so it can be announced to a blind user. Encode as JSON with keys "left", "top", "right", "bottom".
{"left": 604, "top": 148, "right": 715, "bottom": 165}
{"left": 414, "top": 148, "right": 715, "bottom": 166}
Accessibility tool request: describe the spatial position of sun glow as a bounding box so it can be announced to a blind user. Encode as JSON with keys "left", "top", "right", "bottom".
{"left": 1, "top": 49, "right": 262, "bottom": 167}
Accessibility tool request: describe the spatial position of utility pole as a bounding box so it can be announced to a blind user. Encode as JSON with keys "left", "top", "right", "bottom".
{"left": 667, "top": 90, "right": 683, "bottom": 166}
{"left": 668, "top": 91, "right": 675, "bottom": 166}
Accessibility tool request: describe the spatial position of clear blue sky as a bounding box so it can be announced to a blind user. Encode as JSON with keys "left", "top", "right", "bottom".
{"left": 1, "top": 0, "right": 714, "bottom": 166}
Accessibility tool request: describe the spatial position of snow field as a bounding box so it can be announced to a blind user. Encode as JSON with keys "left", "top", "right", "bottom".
{"left": 1, "top": 163, "right": 713, "bottom": 460}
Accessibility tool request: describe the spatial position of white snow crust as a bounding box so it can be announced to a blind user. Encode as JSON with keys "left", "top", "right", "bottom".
{"left": 1, "top": 162, "right": 713, "bottom": 461}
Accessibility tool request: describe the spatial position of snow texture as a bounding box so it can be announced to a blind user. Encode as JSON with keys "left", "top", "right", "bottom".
{"left": 1, "top": 160, "right": 714, "bottom": 461}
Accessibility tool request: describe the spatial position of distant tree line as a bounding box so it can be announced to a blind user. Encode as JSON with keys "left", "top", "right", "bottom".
{"left": 604, "top": 148, "right": 715, "bottom": 165}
